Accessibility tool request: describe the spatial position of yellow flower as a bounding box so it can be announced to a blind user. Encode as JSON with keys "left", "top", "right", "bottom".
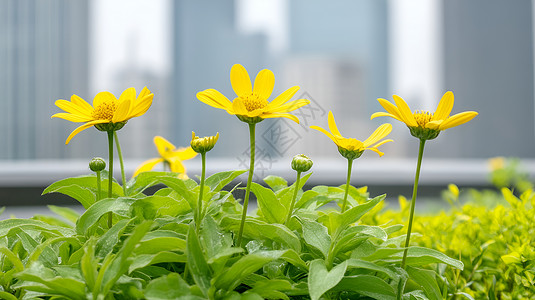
{"left": 133, "top": 136, "right": 197, "bottom": 178}
{"left": 52, "top": 87, "right": 154, "bottom": 144}
{"left": 310, "top": 111, "right": 393, "bottom": 160}
{"left": 371, "top": 91, "right": 478, "bottom": 140}
{"left": 196, "top": 64, "right": 310, "bottom": 124}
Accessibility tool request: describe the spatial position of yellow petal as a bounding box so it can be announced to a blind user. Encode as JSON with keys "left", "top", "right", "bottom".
{"left": 197, "top": 89, "right": 233, "bottom": 111}
{"left": 433, "top": 91, "right": 454, "bottom": 121}
{"left": 167, "top": 157, "right": 186, "bottom": 173}
{"left": 253, "top": 69, "right": 275, "bottom": 100}
{"left": 65, "top": 120, "right": 108, "bottom": 144}
{"left": 439, "top": 111, "right": 478, "bottom": 130}
{"left": 154, "top": 136, "right": 176, "bottom": 157}
{"left": 136, "top": 86, "right": 152, "bottom": 101}
{"left": 54, "top": 99, "right": 93, "bottom": 118}
{"left": 175, "top": 147, "right": 198, "bottom": 160}
{"left": 362, "top": 123, "right": 392, "bottom": 147}
{"left": 370, "top": 112, "right": 402, "bottom": 122}
{"left": 267, "top": 86, "right": 300, "bottom": 108}
{"left": 425, "top": 120, "right": 442, "bottom": 129}
{"left": 93, "top": 91, "right": 116, "bottom": 107}
{"left": 376, "top": 98, "right": 404, "bottom": 122}
{"left": 365, "top": 147, "right": 385, "bottom": 157}
{"left": 230, "top": 64, "right": 252, "bottom": 97}
{"left": 392, "top": 95, "right": 417, "bottom": 127}
{"left": 310, "top": 125, "right": 340, "bottom": 146}
{"left": 231, "top": 98, "right": 248, "bottom": 115}
{"left": 133, "top": 158, "right": 164, "bottom": 177}
{"left": 70, "top": 95, "right": 95, "bottom": 114}
{"left": 266, "top": 99, "right": 310, "bottom": 113}
{"left": 129, "top": 93, "right": 154, "bottom": 118}
{"left": 327, "top": 111, "right": 344, "bottom": 138}
{"left": 112, "top": 99, "right": 131, "bottom": 122}
{"left": 261, "top": 112, "right": 300, "bottom": 123}
{"left": 371, "top": 139, "right": 393, "bottom": 148}
{"left": 119, "top": 87, "right": 136, "bottom": 103}
{"left": 51, "top": 113, "right": 93, "bottom": 122}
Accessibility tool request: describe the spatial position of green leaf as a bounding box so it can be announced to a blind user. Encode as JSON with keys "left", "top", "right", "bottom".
{"left": 96, "top": 221, "right": 152, "bottom": 297}
{"left": 130, "top": 195, "right": 191, "bottom": 220}
{"left": 95, "top": 219, "right": 130, "bottom": 257}
{"left": 43, "top": 173, "right": 124, "bottom": 208}
{"left": 364, "top": 246, "right": 464, "bottom": 270}
{"left": 300, "top": 218, "right": 331, "bottom": 258}
{"left": 0, "top": 247, "right": 24, "bottom": 272}
{"left": 129, "top": 252, "right": 186, "bottom": 273}
{"left": 220, "top": 217, "right": 301, "bottom": 252}
{"left": 406, "top": 266, "right": 442, "bottom": 300}
{"left": 144, "top": 273, "right": 198, "bottom": 300}
{"left": 263, "top": 175, "right": 288, "bottom": 192}
{"left": 334, "top": 275, "right": 396, "bottom": 299}
{"left": 135, "top": 231, "right": 187, "bottom": 254}
{"left": 81, "top": 238, "right": 98, "bottom": 291}
{"left": 187, "top": 224, "right": 212, "bottom": 296}
{"left": 47, "top": 205, "right": 80, "bottom": 224}
{"left": 246, "top": 278, "right": 292, "bottom": 300}
{"left": 158, "top": 177, "right": 197, "bottom": 210}
{"left": 214, "top": 251, "right": 283, "bottom": 292}
{"left": 76, "top": 197, "right": 135, "bottom": 235}
{"left": 0, "top": 219, "right": 74, "bottom": 237}
{"left": 14, "top": 262, "right": 86, "bottom": 300}
{"left": 318, "top": 194, "right": 384, "bottom": 235}
{"left": 0, "top": 291, "right": 17, "bottom": 300}
{"left": 294, "top": 190, "right": 320, "bottom": 210}
{"left": 252, "top": 183, "right": 286, "bottom": 224}
{"left": 126, "top": 171, "right": 181, "bottom": 195}
{"left": 308, "top": 259, "right": 347, "bottom": 300}
{"left": 346, "top": 258, "right": 398, "bottom": 279}
{"left": 205, "top": 170, "right": 247, "bottom": 193}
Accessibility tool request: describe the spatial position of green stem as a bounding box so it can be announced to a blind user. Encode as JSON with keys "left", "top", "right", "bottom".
{"left": 236, "top": 123, "right": 256, "bottom": 247}
{"left": 285, "top": 171, "right": 302, "bottom": 225}
{"left": 341, "top": 158, "right": 354, "bottom": 213}
{"left": 401, "top": 138, "right": 426, "bottom": 269}
{"left": 96, "top": 171, "right": 101, "bottom": 202}
{"left": 196, "top": 152, "right": 207, "bottom": 234}
{"left": 114, "top": 132, "right": 127, "bottom": 196}
{"left": 107, "top": 130, "right": 114, "bottom": 228}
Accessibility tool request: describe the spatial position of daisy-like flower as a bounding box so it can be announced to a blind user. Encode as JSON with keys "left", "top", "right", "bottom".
{"left": 311, "top": 111, "right": 393, "bottom": 160}
{"left": 196, "top": 64, "right": 310, "bottom": 124}
{"left": 311, "top": 111, "right": 392, "bottom": 213}
{"left": 52, "top": 87, "right": 154, "bottom": 144}
{"left": 133, "top": 136, "right": 197, "bottom": 179}
{"left": 371, "top": 91, "right": 478, "bottom": 140}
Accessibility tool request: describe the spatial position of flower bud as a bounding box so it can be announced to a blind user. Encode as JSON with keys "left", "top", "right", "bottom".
{"left": 191, "top": 132, "right": 219, "bottom": 154}
{"left": 291, "top": 154, "right": 313, "bottom": 173}
{"left": 89, "top": 157, "right": 106, "bottom": 172}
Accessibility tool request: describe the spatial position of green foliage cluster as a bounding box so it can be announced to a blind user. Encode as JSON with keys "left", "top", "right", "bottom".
{"left": 362, "top": 160, "right": 535, "bottom": 299}
{"left": 0, "top": 168, "right": 464, "bottom": 299}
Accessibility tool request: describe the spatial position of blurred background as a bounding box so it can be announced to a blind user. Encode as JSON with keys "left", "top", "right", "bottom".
{"left": 1, "top": 0, "right": 534, "bottom": 214}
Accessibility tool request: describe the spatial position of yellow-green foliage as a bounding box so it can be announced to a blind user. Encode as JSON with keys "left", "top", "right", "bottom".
{"left": 365, "top": 184, "right": 535, "bottom": 299}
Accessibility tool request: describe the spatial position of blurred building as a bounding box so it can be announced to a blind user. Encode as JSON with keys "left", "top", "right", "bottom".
{"left": 280, "top": 0, "right": 390, "bottom": 157}
{"left": 438, "top": 0, "right": 535, "bottom": 158}
{"left": 172, "top": 0, "right": 269, "bottom": 159}
{"left": 0, "top": 0, "right": 89, "bottom": 159}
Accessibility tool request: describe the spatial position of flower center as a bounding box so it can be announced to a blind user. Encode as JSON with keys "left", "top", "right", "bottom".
{"left": 92, "top": 101, "right": 117, "bottom": 120}
{"left": 241, "top": 94, "right": 268, "bottom": 111}
{"left": 413, "top": 110, "right": 433, "bottom": 127}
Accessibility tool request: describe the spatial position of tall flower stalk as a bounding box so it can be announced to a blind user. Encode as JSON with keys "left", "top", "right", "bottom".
{"left": 191, "top": 132, "right": 219, "bottom": 233}
{"left": 197, "top": 64, "right": 310, "bottom": 246}
{"left": 371, "top": 91, "right": 478, "bottom": 268}
{"left": 286, "top": 154, "right": 313, "bottom": 225}
{"left": 311, "top": 111, "right": 393, "bottom": 212}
